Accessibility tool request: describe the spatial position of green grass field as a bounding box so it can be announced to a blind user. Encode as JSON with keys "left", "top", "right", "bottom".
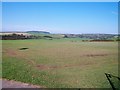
{"left": 2, "top": 38, "right": 118, "bottom": 88}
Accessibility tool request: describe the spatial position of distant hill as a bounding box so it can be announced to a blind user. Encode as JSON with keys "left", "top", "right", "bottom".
{"left": 26, "top": 31, "right": 50, "bottom": 34}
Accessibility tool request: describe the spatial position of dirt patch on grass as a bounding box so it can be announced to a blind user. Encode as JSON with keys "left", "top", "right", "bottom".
{"left": 36, "top": 64, "right": 63, "bottom": 70}
{"left": 36, "top": 64, "right": 50, "bottom": 70}
{"left": 36, "top": 62, "right": 95, "bottom": 70}
{"left": 36, "top": 64, "right": 64, "bottom": 70}
{"left": 84, "top": 53, "right": 108, "bottom": 57}
{"left": 6, "top": 50, "right": 17, "bottom": 57}
{"left": 83, "top": 53, "right": 116, "bottom": 57}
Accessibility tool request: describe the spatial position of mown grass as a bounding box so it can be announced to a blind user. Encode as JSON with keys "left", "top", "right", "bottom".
{"left": 2, "top": 38, "right": 118, "bottom": 88}
{"left": 0, "top": 40, "right": 2, "bottom": 78}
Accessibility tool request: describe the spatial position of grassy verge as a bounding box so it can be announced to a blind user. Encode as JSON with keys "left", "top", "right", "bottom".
{"left": 2, "top": 39, "right": 118, "bottom": 88}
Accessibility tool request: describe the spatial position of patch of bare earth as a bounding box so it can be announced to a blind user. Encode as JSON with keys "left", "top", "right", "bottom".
{"left": 36, "top": 62, "right": 95, "bottom": 70}
{"left": 4, "top": 49, "right": 17, "bottom": 57}
{"left": 2, "top": 79, "right": 44, "bottom": 88}
{"left": 36, "top": 53, "right": 115, "bottom": 70}
{"left": 84, "top": 53, "right": 109, "bottom": 57}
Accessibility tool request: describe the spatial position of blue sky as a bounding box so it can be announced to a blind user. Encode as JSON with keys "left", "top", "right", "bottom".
{"left": 2, "top": 2, "right": 118, "bottom": 34}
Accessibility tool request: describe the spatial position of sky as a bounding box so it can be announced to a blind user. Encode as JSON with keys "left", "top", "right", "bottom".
{"left": 2, "top": 2, "right": 118, "bottom": 34}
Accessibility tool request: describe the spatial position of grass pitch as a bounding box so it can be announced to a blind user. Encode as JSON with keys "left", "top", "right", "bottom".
{"left": 2, "top": 38, "right": 118, "bottom": 88}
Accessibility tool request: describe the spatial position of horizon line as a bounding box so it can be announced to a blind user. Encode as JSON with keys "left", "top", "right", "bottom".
{"left": 0, "top": 31, "right": 119, "bottom": 35}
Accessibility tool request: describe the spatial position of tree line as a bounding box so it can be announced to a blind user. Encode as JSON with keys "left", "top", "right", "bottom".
{"left": 0, "top": 34, "right": 41, "bottom": 40}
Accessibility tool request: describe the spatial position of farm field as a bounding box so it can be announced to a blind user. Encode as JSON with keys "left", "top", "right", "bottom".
{"left": 2, "top": 38, "right": 118, "bottom": 88}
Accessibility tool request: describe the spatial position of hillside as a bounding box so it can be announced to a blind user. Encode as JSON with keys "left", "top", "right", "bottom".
{"left": 26, "top": 31, "right": 50, "bottom": 34}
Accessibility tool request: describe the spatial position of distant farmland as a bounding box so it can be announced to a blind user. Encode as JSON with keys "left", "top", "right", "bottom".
{"left": 2, "top": 38, "right": 118, "bottom": 88}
